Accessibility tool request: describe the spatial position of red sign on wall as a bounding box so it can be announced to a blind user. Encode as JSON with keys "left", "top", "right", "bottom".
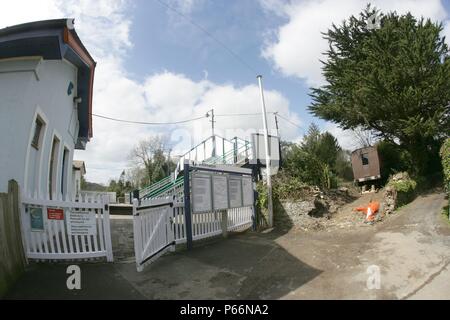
{"left": 47, "top": 208, "right": 64, "bottom": 220}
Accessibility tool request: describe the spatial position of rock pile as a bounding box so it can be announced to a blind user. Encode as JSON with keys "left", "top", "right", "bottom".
{"left": 383, "top": 186, "right": 396, "bottom": 215}
{"left": 274, "top": 187, "right": 358, "bottom": 232}
{"left": 382, "top": 172, "right": 413, "bottom": 215}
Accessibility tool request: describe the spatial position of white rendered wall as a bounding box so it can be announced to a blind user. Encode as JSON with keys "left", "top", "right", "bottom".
{"left": 0, "top": 57, "right": 80, "bottom": 199}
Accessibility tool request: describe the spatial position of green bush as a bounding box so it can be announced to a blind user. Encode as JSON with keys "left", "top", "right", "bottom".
{"left": 281, "top": 124, "right": 350, "bottom": 189}
{"left": 377, "top": 140, "right": 412, "bottom": 183}
{"left": 388, "top": 175, "right": 417, "bottom": 207}
{"left": 440, "top": 138, "right": 450, "bottom": 191}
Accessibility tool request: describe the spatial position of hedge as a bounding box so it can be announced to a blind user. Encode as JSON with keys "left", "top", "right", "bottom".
{"left": 440, "top": 138, "right": 450, "bottom": 191}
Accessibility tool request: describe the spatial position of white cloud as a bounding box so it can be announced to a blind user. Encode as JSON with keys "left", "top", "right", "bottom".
{"left": 0, "top": 0, "right": 63, "bottom": 28}
{"left": 323, "top": 123, "right": 380, "bottom": 151}
{"left": 443, "top": 20, "right": 450, "bottom": 42}
{"left": 262, "top": 0, "right": 449, "bottom": 87}
{"left": 165, "top": 0, "right": 205, "bottom": 27}
{"left": 167, "top": 0, "right": 202, "bottom": 14}
{"left": 141, "top": 71, "right": 300, "bottom": 155}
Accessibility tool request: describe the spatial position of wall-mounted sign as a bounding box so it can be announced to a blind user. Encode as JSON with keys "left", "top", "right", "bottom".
{"left": 47, "top": 208, "right": 64, "bottom": 220}
{"left": 242, "top": 177, "right": 254, "bottom": 207}
{"left": 229, "top": 177, "right": 243, "bottom": 208}
{"left": 30, "top": 207, "right": 44, "bottom": 232}
{"left": 212, "top": 175, "right": 228, "bottom": 210}
{"left": 67, "top": 211, "right": 97, "bottom": 236}
{"left": 192, "top": 174, "right": 212, "bottom": 213}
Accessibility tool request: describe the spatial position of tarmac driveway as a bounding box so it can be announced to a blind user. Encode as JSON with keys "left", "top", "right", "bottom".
{"left": 5, "top": 192, "right": 449, "bottom": 299}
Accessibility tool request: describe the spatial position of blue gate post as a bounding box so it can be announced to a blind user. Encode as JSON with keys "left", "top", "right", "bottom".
{"left": 132, "top": 189, "right": 139, "bottom": 204}
{"left": 183, "top": 161, "right": 193, "bottom": 250}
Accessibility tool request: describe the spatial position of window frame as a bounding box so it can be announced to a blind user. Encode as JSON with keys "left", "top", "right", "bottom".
{"left": 31, "top": 116, "right": 44, "bottom": 150}
{"left": 361, "top": 153, "right": 369, "bottom": 166}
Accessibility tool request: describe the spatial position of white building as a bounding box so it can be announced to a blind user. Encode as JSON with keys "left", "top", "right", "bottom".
{"left": 72, "top": 160, "right": 86, "bottom": 198}
{"left": 0, "top": 19, "right": 96, "bottom": 200}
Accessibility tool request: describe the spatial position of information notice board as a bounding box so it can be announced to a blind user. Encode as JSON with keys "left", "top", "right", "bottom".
{"left": 192, "top": 173, "right": 212, "bottom": 213}
{"left": 191, "top": 170, "right": 254, "bottom": 213}
{"left": 67, "top": 211, "right": 97, "bottom": 236}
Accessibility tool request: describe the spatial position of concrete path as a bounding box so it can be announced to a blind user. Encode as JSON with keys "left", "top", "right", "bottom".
{"left": 5, "top": 192, "right": 449, "bottom": 299}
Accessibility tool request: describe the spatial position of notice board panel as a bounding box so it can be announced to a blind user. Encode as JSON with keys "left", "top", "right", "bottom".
{"left": 192, "top": 173, "right": 212, "bottom": 213}
{"left": 228, "top": 177, "right": 243, "bottom": 208}
{"left": 242, "top": 177, "right": 254, "bottom": 206}
{"left": 212, "top": 175, "right": 228, "bottom": 210}
{"left": 67, "top": 211, "right": 97, "bottom": 236}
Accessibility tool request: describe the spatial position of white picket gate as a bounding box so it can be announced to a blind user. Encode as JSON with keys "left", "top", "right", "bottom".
{"left": 21, "top": 194, "right": 113, "bottom": 262}
{"left": 133, "top": 198, "right": 175, "bottom": 272}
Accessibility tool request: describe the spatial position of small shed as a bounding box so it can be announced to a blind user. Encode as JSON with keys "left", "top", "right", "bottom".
{"left": 351, "top": 146, "right": 381, "bottom": 183}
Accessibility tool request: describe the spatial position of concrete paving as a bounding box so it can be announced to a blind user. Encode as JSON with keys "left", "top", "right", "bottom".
{"left": 4, "top": 192, "right": 450, "bottom": 300}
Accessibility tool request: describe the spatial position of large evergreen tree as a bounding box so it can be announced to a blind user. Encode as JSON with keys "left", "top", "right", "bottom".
{"left": 309, "top": 6, "right": 450, "bottom": 176}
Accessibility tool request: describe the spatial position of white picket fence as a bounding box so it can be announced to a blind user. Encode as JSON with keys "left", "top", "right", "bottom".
{"left": 227, "top": 207, "right": 254, "bottom": 231}
{"left": 172, "top": 205, "right": 254, "bottom": 243}
{"left": 172, "top": 203, "right": 253, "bottom": 244}
{"left": 21, "top": 194, "right": 113, "bottom": 262}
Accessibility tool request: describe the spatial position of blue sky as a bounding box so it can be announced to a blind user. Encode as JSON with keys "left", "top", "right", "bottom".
{"left": 2, "top": 0, "right": 450, "bottom": 183}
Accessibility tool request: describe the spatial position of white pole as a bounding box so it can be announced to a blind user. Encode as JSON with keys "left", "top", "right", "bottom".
{"left": 257, "top": 75, "right": 273, "bottom": 228}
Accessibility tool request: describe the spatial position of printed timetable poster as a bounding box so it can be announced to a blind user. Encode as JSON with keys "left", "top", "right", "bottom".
{"left": 242, "top": 177, "right": 254, "bottom": 206}
{"left": 30, "top": 207, "right": 44, "bottom": 232}
{"left": 192, "top": 173, "right": 213, "bottom": 213}
{"left": 229, "top": 177, "right": 243, "bottom": 208}
{"left": 212, "top": 175, "right": 228, "bottom": 210}
{"left": 67, "top": 211, "right": 97, "bottom": 236}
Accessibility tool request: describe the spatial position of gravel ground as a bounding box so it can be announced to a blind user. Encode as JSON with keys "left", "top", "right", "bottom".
{"left": 276, "top": 189, "right": 391, "bottom": 232}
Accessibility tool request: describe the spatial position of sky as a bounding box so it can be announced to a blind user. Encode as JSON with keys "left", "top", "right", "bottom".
{"left": 1, "top": 0, "right": 450, "bottom": 184}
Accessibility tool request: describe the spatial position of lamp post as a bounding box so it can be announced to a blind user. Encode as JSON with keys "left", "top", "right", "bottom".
{"left": 206, "top": 108, "right": 216, "bottom": 158}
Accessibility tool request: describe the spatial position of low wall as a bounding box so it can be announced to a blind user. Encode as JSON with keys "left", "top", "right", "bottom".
{"left": 80, "top": 191, "right": 117, "bottom": 203}
{"left": 0, "top": 180, "right": 26, "bottom": 297}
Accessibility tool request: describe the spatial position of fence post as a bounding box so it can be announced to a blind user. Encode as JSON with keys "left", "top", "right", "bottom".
{"left": 0, "top": 180, "right": 26, "bottom": 297}
{"left": 132, "top": 189, "right": 139, "bottom": 204}
{"left": 183, "top": 161, "right": 193, "bottom": 250}
{"left": 102, "top": 195, "right": 113, "bottom": 262}
{"left": 132, "top": 198, "right": 144, "bottom": 272}
{"left": 7, "top": 180, "right": 26, "bottom": 267}
{"left": 167, "top": 203, "right": 176, "bottom": 252}
{"left": 221, "top": 210, "right": 228, "bottom": 238}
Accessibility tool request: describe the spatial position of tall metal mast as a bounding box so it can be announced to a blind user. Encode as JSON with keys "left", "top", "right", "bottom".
{"left": 257, "top": 75, "right": 273, "bottom": 228}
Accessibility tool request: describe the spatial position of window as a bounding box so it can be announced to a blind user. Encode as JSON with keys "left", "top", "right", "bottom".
{"left": 361, "top": 153, "right": 369, "bottom": 166}
{"left": 61, "top": 148, "right": 69, "bottom": 196}
{"left": 31, "top": 117, "right": 44, "bottom": 149}
{"left": 48, "top": 136, "right": 60, "bottom": 200}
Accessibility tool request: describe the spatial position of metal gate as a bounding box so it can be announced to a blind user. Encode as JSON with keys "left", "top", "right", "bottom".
{"left": 132, "top": 198, "right": 175, "bottom": 272}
